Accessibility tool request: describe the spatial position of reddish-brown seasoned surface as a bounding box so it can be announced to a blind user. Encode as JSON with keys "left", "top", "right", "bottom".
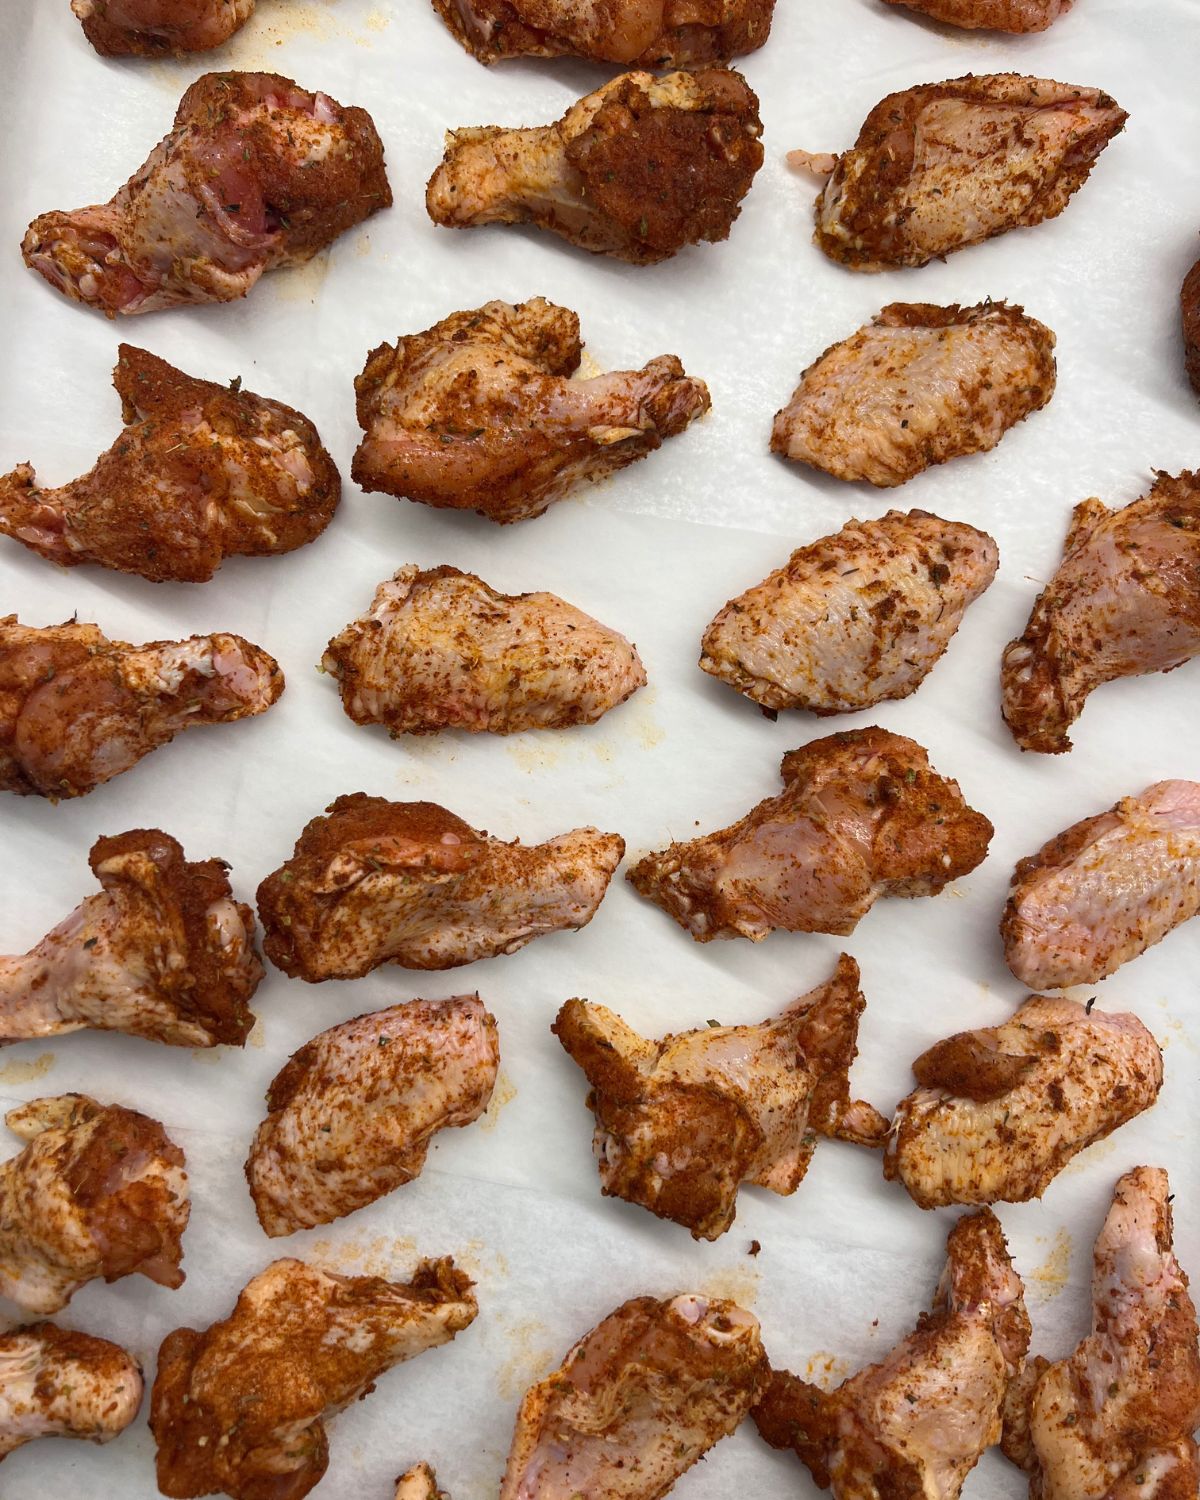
{"left": 72, "top": 0, "right": 255, "bottom": 55}
{"left": 883, "top": 0, "right": 1072, "bottom": 30}
{"left": 0, "top": 1321, "right": 143, "bottom": 1459}
{"left": 1182, "top": 256, "right": 1200, "bottom": 396}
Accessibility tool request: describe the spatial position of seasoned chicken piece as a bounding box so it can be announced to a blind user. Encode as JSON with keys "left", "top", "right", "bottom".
{"left": 701, "top": 510, "right": 998, "bottom": 713}
{"left": 500, "top": 1293, "right": 768, "bottom": 1499}
{"left": 396, "top": 1465, "right": 448, "bottom": 1500}
{"left": 0, "top": 1323, "right": 142, "bottom": 1459}
{"left": 0, "top": 615, "right": 283, "bottom": 798}
{"left": 426, "top": 69, "right": 763, "bottom": 264}
{"left": 554, "top": 954, "right": 887, "bottom": 1240}
{"left": 0, "top": 346, "right": 339, "bottom": 583}
{"left": 882, "top": 0, "right": 1072, "bottom": 29}
{"left": 755, "top": 1209, "right": 1031, "bottom": 1499}
{"left": 258, "top": 794, "right": 623, "bottom": 980}
{"left": 885, "top": 996, "right": 1163, "bottom": 1210}
{"left": 324, "top": 566, "right": 647, "bottom": 735}
{"left": 72, "top": 0, "right": 254, "bottom": 54}
{"left": 628, "top": 728, "right": 992, "bottom": 942}
{"left": 0, "top": 1094, "right": 188, "bottom": 1314}
{"left": 1001, "top": 472, "right": 1200, "bottom": 754}
{"left": 771, "top": 303, "right": 1056, "bottom": 488}
{"left": 1003, "top": 1168, "right": 1200, "bottom": 1499}
{"left": 152, "top": 1256, "right": 477, "bottom": 1500}
{"left": 0, "top": 829, "right": 261, "bottom": 1049}
{"left": 1183, "top": 257, "right": 1200, "bottom": 397}
{"left": 790, "top": 74, "right": 1126, "bottom": 271}
{"left": 23, "top": 72, "right": 390, "bottom": 316}
{"left": 352, "top": 299, "right": 709, "bottom": 523}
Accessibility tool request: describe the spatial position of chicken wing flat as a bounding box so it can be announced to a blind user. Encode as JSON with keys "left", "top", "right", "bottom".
{"left": 771, "top": 302, "right": 1056, "bottom": 487}
{"left": 72, "top": 0, "right": 254, "bottom": 54}
{"left": 755, "top": 1209, "right": 1031, "bottom": 1500}
{"left": 500, "top": 1293, "right": 768, "bottom": 1499}
{"left": 628, "top": 728, "right": 992, "bottom": 942}
{"left": 426, "top": 69, "right": 763, "bottom": 264}
{"left": 0, "top": 346, "right": 339, "bottom": 583}
{"left": 700, "top": 509, "right": 998, "bottom": 713}
{"left": 23, "top": 72, "right": 390, "bottom": 316}
{"left": 152, "top": 1256, "right": 477, "bottom": 1500}
{"left": 0, "top": 1323, "right": 142, "bottom": 1460}
{"left": 882, "top": 0, "right": 1072, "bottom": 29}
{"left": 885, "top": 996, "right": 1163, "bottom": 1210}
{"left": 396, "top": 1465, "right": 448, "bottom": 1500}
{"left": 553, "top": 955, "right": 887, "bottom": 1240}
{"left": 247, "top": 995, "right": 499, "bottom": 1236}
{"left": 1003, "top": 1168, "right": 1200, "bottom": 1500}
{"left": 791, "top": 74, "right": 1126, "bottom": 271}
{"left": 257, "top": 794, "right": 624, "bottom": 980}
{"left": 352, "top": 299, "right": 709, "bottom": 522}
{"left": 1183, "top": 257, "right": 1200, "bottom": 397}
{"left": 1001, "top": 472, "right": 1200, "bottom": 754}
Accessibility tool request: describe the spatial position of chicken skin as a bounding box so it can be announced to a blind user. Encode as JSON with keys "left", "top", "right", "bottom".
{"left": 1183, "top": 258, "right": 1200, "bottom": 397}
{"left": 426, "top": 70, "right": 763, "bottom": 264}
{"left": 700, "top": 510, "right": 998, "bottom": 714}
{"left": 23, "top": 72, "right": 390, "bottom": 316}
{"left": 771, "top": 302, "right": 1056, "bottom": 488}
{"left": 885, "top": 996, "right": 1163, "bottom": 1210}
{"left": 0, "top": 1323, "right": 142, "bottom": 1460}
{"left": 1003, "top": 1168, "right": 1200, "bottom": 1500}
{"left": 351, "top": 299, "right": 709, "bottom": 523}
{"left": 151, "top": 1256, "right": 477, "bottom": 1500}
{"left": 882, "top": 0, "right": 1073, "bottom": 29}
{"left": 72, "top": 0, "right": 255, "bottom": 55}
{"left": 396, "top": 1465, "right": 448, "bottom": 1500}
{"left": 500, "top": 1293, "right": 769, "bottom": 1500}
{"left": 0, "top": 615, "right": 283, "bottom": 798}
{"left": 755, "top": 1209, "right": 1031, "bottom": 1500}
{"left": 0, "top": 1094, "right": 188, "bottom": 1315}
{"left": 0, "top": 829, "right": 261, "bottom": 1050}
{"left": 553, "top": 955, "right": 887, "bottom": 1240}
{"left": 790, "top": 75, "right": 1126, "bottom": 271}
{"left": 257, "top": 794, "right": 624, "bottom": 980}
{"left": 1001, "top": 472, "right": 1200, "bottom": 754}
{"left": 247, "top": 995, "right": 499, "bottom": 1236}
{"left": 628, "top": 728, "right": 992, "bottom": 942}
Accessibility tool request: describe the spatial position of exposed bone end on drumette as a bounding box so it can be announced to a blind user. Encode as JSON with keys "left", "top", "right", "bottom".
{"left": 72, "top": 0, "right": 255, "bottom": 55}
{"left": 882, "top": 0, "right": 1073, "bottom": 29}
{"left": 500, "top": 1292, "right": 769, "bottom": 1499}
{"left": 152, "top": 1256, "right": 477, "bottom": 1500}
{"left": 426, "top": 69, "right": 763, "bottom": 264}
{"left": 1183, "top": 257, "right": 1200, "bottom": 397}
{"left": 0, "top": 1322, "right": 143, "bottom": 1460}
{"left": 395, "top": 1463, "right": 449, "bottom": 1500}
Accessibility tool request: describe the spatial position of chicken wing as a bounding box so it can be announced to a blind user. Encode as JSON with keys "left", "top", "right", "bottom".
{"left": 553, "top": 954, "right": 887, "bottom": 1240}
{"left": 701, "top": 510, "right": 998, "bottom": 713}
{"left": 0, "top": 615, "right": 283, "bottom": 798}
{"left": 351, "top": 300, "right": 710, "bottom": 522}
{"left": 1183, "top": 257, "right": 1200, "bottom": 397}
{"left": 1003, "top": 1167, "right": 1200, "bottom": 1500}
{"left": 1001, "top": 472, "right": 1200, "bottom": 754}
{"left": 0, "top": 1323, "right": 142, "bottom": 1460}
{"left": 882, "top": 0, "right": 1072, "bottom": 29}
{"left": 755, "top": 1208, "right": 1031, "bottom": 1500}
{"left": 0, "top": 346, "right": 339, "bottom": 583}
{"left": 396, "top": 1465, "right": 448, "bottom": 1500}
{"left": 151, "top": 1256, "right": 477, "bottom": 1500}
{"left": 23, "top": 71, "right": 390, "bottom": 316}
{"left": 885, "top": 996, "right": 1163, "bottom": 1210}
{"left": 500, "top": 1292, "right": 768, "bottom": 1499}
{"left": 257, "top": 794, "right": 623, "bottom": 980}
{"left": 628, "top": 728, "right": 992, "bottom": 942}
{"left": 771, "top": 303, "right": 1056, "bottom": 487}
{"left": 0, "top": 1094, "right": 188, "bottom": 1314}
{"left": 72, "top": 0, "right": 254, "bottom": 54}
{"left": 790, "top": 75, "right": 1126, "bottom": 271}
{"left": 426, "top": 69, "right": 763, "bottom": 264}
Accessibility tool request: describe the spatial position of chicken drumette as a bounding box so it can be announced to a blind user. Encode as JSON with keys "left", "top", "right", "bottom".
{"left": 396, "top": 1465, "right": 448, "bottom": 1500}
{"left": 23, "top": 71, "right": 390, "bottom": 316}
{"left": 882, "top": 0, "right": 1073, "bottom": 29}
{"left": 1183, "top": 257, "right": 1200, "bottom": 397}
{"left": 72, "top": 0, "right": 254, "bottom": 55}
{"left": 772, "top": 303, "right": 1056, "bottom": 487}
{"left": 426, "top": 70, "right": 763, "bottom": 264}
{"left": 0, "top": 1323, "right": 142, "bottom": 1460}
{"left": 1001, "top": 472, "right": 1200, "bottom": 754}
{"left": 628, "top": 728, "right": 992, "bottom": 942}
{"left": 790, "top": 74, "right": 1126, "bottom": 271}
{"left": 351, "top": 300, "right": 709, "bottom": 522}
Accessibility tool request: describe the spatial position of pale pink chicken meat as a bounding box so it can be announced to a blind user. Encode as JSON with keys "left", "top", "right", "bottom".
{"left": 72, "top": 0, "right": 255, "bottom": 54}
{"left": 882, "top": 0, "right": 1073, "bottom": 30}
{"left": 0, "top": 1322, "right": 143, "bottom": 1460}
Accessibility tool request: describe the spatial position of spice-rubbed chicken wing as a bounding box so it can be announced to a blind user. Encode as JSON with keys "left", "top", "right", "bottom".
{"left": 0, "top": 615, "right": 282, "bottom": 799}
{"left": 72, "top": 0, "right": 254, "bottom": 55}
{"left": 885, "top": 996, "right": 1163, "bottom": 1210}
{"left": 396, "top": 1465, "right": 448, "bottom": 1500}
{"left": 426, "top": 69, "right": 763, "bottom": 264}
{"left": 791, "top": 74, "right": 1126, "bottom": 271}
{"left": 0, "top": 1323, "right": 142, "bottom": 1460}
{"left": 771, "top": 303, "right": 1056, "bottom": 487}
{"left": 152, "top": 1256, "right": 477, "bottom": 1500}
{"left": 1001, "top": 472, "right": 1200, "bottom": 754}
{"left": 1183, "top": 258, "right": 1200, "bottom": 397}
{"left": 700, "top": 510, "right": 998, "bottom": 714}
{"left": 500, "top": 1293, "right": 768, "bottom": 1500}
{"left": 258, "top": 794, "right": 623, "bottom": 980}
{"left": 553, "top": 955, "right": 887, "bottom": 1240}
{"left": 882, "top": 0, "right": 1072, "bottom": 29}
{"left": 628, "top": 728, "right": 992, "bottom": 942}
{"left": 755, "top": 1209, "right": 1031, "bottom": 1500}
{"left": 352, "top": 299, "right": 709, "bottom": 523}
{"left": 23, "top": 71, "right": 390, "bottom": 316}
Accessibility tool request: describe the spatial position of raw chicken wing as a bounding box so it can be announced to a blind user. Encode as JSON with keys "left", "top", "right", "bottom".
{"left": 1183, "top": 257, "right": 1200, "bottom": 397}
{"left": 0, "top": 1323, "right": 142, "bottom": 1459}
{"left": 396, "top": 1465, "right": 448, "bottom": 1500}
{"left": 882, "top": 0, "right": 1073, "bottom": 29}
{"left": 73, "top": 0, "right": 254, "bottom": 54}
